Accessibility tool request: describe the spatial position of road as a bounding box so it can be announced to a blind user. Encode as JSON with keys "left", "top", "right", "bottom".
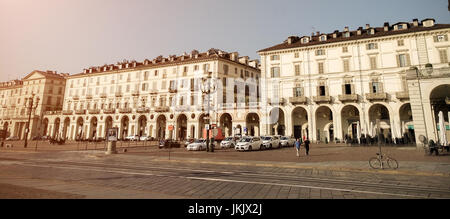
{"left": 0, "top": 150, "right": 449, "bottom": 199}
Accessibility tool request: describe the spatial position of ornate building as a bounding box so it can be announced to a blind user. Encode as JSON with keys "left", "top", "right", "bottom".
{"left": 0, "top": 70, "right": 67, "bottom": 139}
{"left": 258, "top": 18, "right": 450, "bottom": 146}
{"left": 42, "top": 49, "right": 261, "bottom": 141}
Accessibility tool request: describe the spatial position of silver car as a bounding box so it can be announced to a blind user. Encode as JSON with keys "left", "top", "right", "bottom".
{"left": 261, "top": 136, "right": 281, "bottom": 149}
{"left": 280, "top": 136, "right": 296, "bottom": 147}
{"left": 235, "top": 137, "right": 262, "bottom": 151}
{"left": 220, "top": 137, "right": 237, "bottom": 149}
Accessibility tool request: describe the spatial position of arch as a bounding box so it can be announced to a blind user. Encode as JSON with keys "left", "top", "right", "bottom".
{"left": 368, "top": 104, "right": 391, "bottom": 140}
{"left": 291, "top": 106, "right": 308, "bottom": 140}
{"left": 3, "top": 122, "right": 9, "bottom": 138}
{"left": 76, "top": 117, "right": 84, "bottom": 140}
{"left": 137, "top": 115, "right": 147, "bottom": 137}
{"left": 53, "top": 118, "right": 61, "bottom": 138}
{"left": 176, "top": 114, "right": 187, "bottom": 140}
{"left": 120, "top": 116, "right": 130, "bottom": 140}
{"left": 156, "top": 115, "right": 167, "bottom": 139}
{"left": 104, "top": 116, "right": 113, "bottom": 138}
{"left": 429, "top": 84, "right": 450, "bottom": 145}
{"left": 315, "top": 105, "right": 333, "bottom": 142}
{"left": 398, "top": 103, "right": 415, "bottom": 144}
{"left": 220, "top": 113, "right": 233, "bottom": 137}
{"left": 63, "top": 117, "right": 70, "bottom": 140}
{"left": 246, "top": 113, "right": 260, "bottom": 136}
{"left": 269, "top": 107, "right": 286, "bottom": 136}
{"left": 89, "top": 116, "right": 98, "bottom": 140}
{"left": 341, "top": 105, "right": 361, "bottom": 141}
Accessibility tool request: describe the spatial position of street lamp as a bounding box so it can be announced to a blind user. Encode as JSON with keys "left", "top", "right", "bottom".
{"left": 200, "top": 72, "right": 217, "bottom": 152}
{"left": 24, "top": 93, "right": 40, "bottom": 148}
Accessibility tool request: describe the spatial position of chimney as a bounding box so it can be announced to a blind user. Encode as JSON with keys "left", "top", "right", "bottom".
{"left": 231, "top": 52, "right": 239, "bottom": 61}
{"left": 344, "top": 26, "right": 349, "bottom": 32}
{"left": 287, "top": 36, "right": 297, "bottom": 44}
{"left": 365, "top": 24, "right": 370, "bottom": 29}
{"left": 83, "top": 69, "right": 88, "bottom": 74}
{"left": 384, "top": 22, "right": 390, "bottom": 31}
{"left": 333, "top": 30, "right": 339, "bottom": 38}
{"left": 357, "top": 27, "right": 362, "bottom": 35}
{"left": 412, "top": 19, "right": 419, "bottom": 27}
{"left": 239, "top": 56, "right": 249, "bottom": 65}
{"left": 316, "top": 31, "right": 320, "bottom": 36}
{"left": 249, "top": 60, "right": 259, "bottom": 68}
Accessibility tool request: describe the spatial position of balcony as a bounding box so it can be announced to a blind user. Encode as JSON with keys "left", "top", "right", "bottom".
{"left": 62, "top": 110, "right": 73, "bottom": 115}
{"left": 100, "top": 93, "right": 107, "bottom": 98}
{"left": 396, "top": 91, "right": 409, "bottom": 100}
{"left": 89, "top": 109, "right": 101, "bottom": 114}
{"left": 366, "top": 92, "right": 387, "bottom": 101}
{"left": 169, "top": 88, "right": 178, "bottom": 93}
{"left": 119, "top": 108, "right": 132, "bottom": 114}
{"left": 313, "top": 95, "right": 331, "bottom": 103}
{"left": 149, "top": 90, "right": 158, "bottom": 95}
{"left": 155, "top": 106, "right": 170, "bottom": 113}
{"left": 289, "top": 96, "right": 307, "bottom": 105}
{"left": 115, "top": 92, "right": 123, "bottom": 97}
{"left": 132, "top": 91, "right": 140, "bottom": 96}
{"left": 72, "top": 95, "right": 79, "bottom": 100}
{"left": 136, "top": 107, "right": 150, "bottom": 113}
{"left": 174, "top": 105, "right": 191, "bottom": 112}
{"left": 75, "top": 109, "right": 86, "bottom": 115}
{"left": 268, "top": 98, "right": 286, "bottom": 105}
{"left": 86, "top": 94, "right": 93, "bottom": 99}
{"left": 338, "top": 94, "right": 358, "bottom": 102}
{"left": 103, "top": 109, "right": 115, "bottom": 114}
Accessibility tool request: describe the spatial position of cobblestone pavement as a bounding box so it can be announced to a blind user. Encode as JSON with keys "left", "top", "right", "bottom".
{"left": 0, "top": 142, "right": 449, "bottom": 199}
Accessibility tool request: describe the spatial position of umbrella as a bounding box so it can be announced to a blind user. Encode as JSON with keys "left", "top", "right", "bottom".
{"left": 439, "top": 111, "right": 448, "bottom": 146}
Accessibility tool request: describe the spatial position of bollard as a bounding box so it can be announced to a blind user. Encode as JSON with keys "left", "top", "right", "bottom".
{"left": 105, "top": 141, "right": 117, "bottom": 155}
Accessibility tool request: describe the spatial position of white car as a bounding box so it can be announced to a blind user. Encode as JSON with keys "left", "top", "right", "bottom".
{"left": 261, "top": 136, "right": 281, "bottom": 149}
{"left": 6, "top": 136, "right": 19, "bottom": 141}
{"left": 187, "top": 139, "right": 207, "bottom": 151}
{"left": 235, "top": 137, "right": 262, "bottom": 151}
{"left": 280, "top": 136, "right": 296, "bottom": 147}
{"left": 220, "top": 137, "right": 237, "bottom": 149}
{"left": 125, "top": 135, "right": 139, "bottom": 141}
{"left": 139, "top": 136, "right": 151, "bottom": 141}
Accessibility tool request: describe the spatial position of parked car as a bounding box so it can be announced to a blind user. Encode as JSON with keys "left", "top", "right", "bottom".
{"left": 125, "top": 135, "right": 139, "bottom": 141}
{"left": 139, "top": 135, "right": 152, "bottom": 141}
{"left": 261, "top": 136, "right": 281, "bottom": 149}
{"left": 187, "top": 139, "right": 207, "bottom": 151}
{"left": 220, "top": 136, "right": 237, "bottom": 149}
{"left": 159, "top": 139, "right": 182, "bottom": 148}
{"left": 6, "top": 136, "right": 19, "bottom": 141}
{"left": 235, "top": 137, "right": 262, "bottom": 151}
{"left": 184, "top": 138, "right": 195, "bottom": 147}
{"left": 280, "top": 136, "right": 296, "bottom": 147}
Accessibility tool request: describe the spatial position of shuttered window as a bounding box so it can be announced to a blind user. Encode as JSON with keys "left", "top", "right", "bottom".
{"left": 318, "top": 62, "right": 324, "bottom": 74}
{"left": 343, "top": 59, "right": 350, "bottom": 72}
{"left": 294, "top": 64, "right": 301, "bottom": 76}
{"left": 439, "top": 50, "right": 448, "bottom": 63}
{"left": 370, "top": 57, "right": 377, "bottom": 70}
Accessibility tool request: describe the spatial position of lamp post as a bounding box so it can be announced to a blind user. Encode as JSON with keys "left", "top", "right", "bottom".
{"left": 24, "top": 93, "right": 39, "bottom": 148}
{"left": 200, "top": 72, "right": 217, "bottom": 152}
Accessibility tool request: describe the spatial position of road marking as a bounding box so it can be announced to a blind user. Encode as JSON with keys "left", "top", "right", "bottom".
{"left": 16, "top": 162, "right": 439, "bottom": 199}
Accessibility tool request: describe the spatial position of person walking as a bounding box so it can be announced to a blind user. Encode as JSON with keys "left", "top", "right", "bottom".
{"left": 303, "top": 138, "right": 310, "bottom": 156}
{"left": 295, "top": 138, "right": 301, "bottom": 157}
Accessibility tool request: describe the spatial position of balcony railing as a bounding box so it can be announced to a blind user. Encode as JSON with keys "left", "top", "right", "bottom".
{"left": 103, "top": 109, "right": 115, "bottom": 114}
{"left": 62, "top": 110, "right": 73, "bottom": 115}
{"left": 155, "top": 106, "right": 170, "bottom": 112}
{"left": 136, "top": 107, "right": 150, "bottom": 113}
{"left": 396, "top": 91, "right": 409, "bottom": 100}
{"left": 86, "top": 94, "right": 93, "bottom": 99}
{"left": 119, "top": 108, "right": 132, "bottom": 113}
{"left": 338, "top": 94, "right": 358, "bottom": 102}
{"left": 174, "top": 105, "right": 191, "bottom": 112}
{"left": 89, "top": 109, "right": 101, "bottom": 114}
{"left": 289, "top": 96, "right": 307, "bottom": 105}
{"left": 132, "top": 91, "right": 140, "bottom": 96}
{"left": 169, "top": 88, "right": 178, "bottom": 93}
{"left": 149, "top": 90, "right": 158, "bottom": 95}
{"left": 366, "top": 92, "right": 387, "bottom": 101}
{"left": 313, "top": 95, "right": 331, "bottom": 103}
{"left": 72, "top": 95, "right": 79, "bottom": 100}
{"left": 268, "top": 98, "right": 286, "bottom": 105}
{"left": 75, "top": 109, "right": 86, "bottom": 115}
{"left": 115, "top": 92, "right": 123, "bottom": 97}
{"left": 100, "top": 93, "right": 107, "bottom": 98}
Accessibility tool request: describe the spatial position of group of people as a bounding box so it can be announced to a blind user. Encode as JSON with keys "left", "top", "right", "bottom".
{"left": 294, "top": 137, "right": 310, "bottom": 157}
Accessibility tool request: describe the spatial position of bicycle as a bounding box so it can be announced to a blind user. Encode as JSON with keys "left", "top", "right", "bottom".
{"left": 369, "top": 153, "right": 398, "bottom": 169}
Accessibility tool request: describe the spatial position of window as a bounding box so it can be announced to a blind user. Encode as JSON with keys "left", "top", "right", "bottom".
{"left": 270, "top": 55, "right": 280, "bottom": 61}
{"left": 366, "top": 43, "right": 378, "bottom": 50}
{"left": 344, "top": 32, "right": 350, "bottom": 38}
{"left": 319, "top": 86, "right": 326, "bottom": 96}
{"left": 301, "top": 38, "right": 309, "bottom": 44}
{"left": 370, "top": 57, "right": 377, "bottom": 70}
{"left": 294, "top": 87, "right": 302, "bottom": 97}
{"left": 294, "top": 53, "right": 299, "bottom": 58}
{"left": 398, "top": 54, "right": 409, "bottom": 67}
{"left": 315, "top": 49, "right": 325, "bottom": 56}
{"left": 294, "top": 64, "right": 301, "bottom": 76}
{"left": 318, "top": 62, "right": 324, "bottom": 74}
{"left": 372, "top": 82, "right": 380, "bottom": 93}
{"left": 154, "top": 70, "right": 159, "bottom": 76}
{"left": 223, "top": 64, "right": 229, "bottom": 75}
{"left": 271, "top": 67, "right": 280, "bottom": 77}
{"left": 398, "top": 24, "right": 404, "bottom": 30}
{"left": 343, "top": 59, "right": 350, "bottom": 72}
{"left": 345, "top": 84, "right": 352, "bottom": 95}
{"left": 439, "top": 50, "right": 448, "bottom": 63}
{"left": 194, "top": 65, "right": 199, "bottom": 71}
{"left": 342, "top": 47, "right": 348, "bottom": 53}
{"left": 203, "top": 64, "right": 210, "bottom": 72}
{"left": 142, "top": 83, "right": 148, "bottom": 91}
{"left": 398, "top": 40, "right": 404, "bottom": 46}
{"left": 435, "top": 35, "right": 448, "bottom": 42}
{"left": 320, "top": 35, "right": 326, "bottom": 41}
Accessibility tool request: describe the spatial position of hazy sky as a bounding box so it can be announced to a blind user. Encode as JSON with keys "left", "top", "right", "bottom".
{"left": 0, "top": 0, "right": 449, "bottom": 82}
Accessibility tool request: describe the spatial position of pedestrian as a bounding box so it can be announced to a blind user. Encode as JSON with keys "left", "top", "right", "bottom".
{"left": 295, "top": 138, "right": 301, "bottom": 157}
{"left": 303, "top": 138, "right": 310, "bottom": 156}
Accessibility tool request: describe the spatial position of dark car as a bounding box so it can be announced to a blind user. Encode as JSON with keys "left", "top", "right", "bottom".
{"left": 159, "top": 139, "right": 182, "bottom": 148}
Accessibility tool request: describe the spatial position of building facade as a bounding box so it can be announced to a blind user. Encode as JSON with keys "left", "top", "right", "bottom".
{"left": 43, "top": 49, "right": 261, "bottom": 141}
{"left": 0, "top": 70, "right": 67, "bottom": 139}
{"left": 258, "top": 18, "right": 450, "bottom": 146}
